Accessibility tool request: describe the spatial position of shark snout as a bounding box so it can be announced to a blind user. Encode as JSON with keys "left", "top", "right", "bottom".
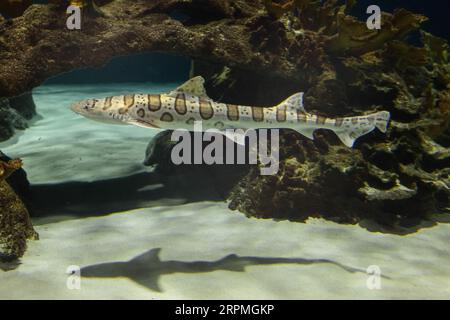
{"left": 70, "top": 101, "right": 83, "bottom": 114}
{"left": 70, "top": 99, "right": 94, "bottom": 115}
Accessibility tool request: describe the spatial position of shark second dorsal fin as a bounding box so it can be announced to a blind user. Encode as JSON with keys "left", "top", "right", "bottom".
{"left": 275, "top": 92, "right": 305, "bottom": 113}
{"left": 169, "top": 76, "right": 210, "bottom": 98}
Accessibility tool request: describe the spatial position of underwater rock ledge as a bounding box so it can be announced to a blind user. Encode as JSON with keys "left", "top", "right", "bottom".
{"left": 0, "top": 156, "right": 38, "bottom": 262}
{"left": 226, "top": 26, "right": 450, "bottom": 232}
{"left": 0, "top": 0, "right": 322, "bottom": 98}
{"left": 0, "top": 0, "right": 448, "bottom": 233}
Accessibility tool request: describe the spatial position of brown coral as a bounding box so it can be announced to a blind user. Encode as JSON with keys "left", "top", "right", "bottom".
{"left": 325, "top": 9, "right": 428, "bottom": 56}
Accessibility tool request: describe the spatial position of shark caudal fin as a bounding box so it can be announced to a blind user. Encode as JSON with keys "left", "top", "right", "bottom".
{"left": 374, "top": 111, "right": 390, "bottom": 133}
{"left": 334, "top": 111, "right": 390, "bottom": 147}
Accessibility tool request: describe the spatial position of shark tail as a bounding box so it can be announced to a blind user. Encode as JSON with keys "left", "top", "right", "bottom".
{"left": 374, "top": 111, "right": 390, "bottom": 133}
{"left": 333, "top": 111, "right": 390, "bottom": 148}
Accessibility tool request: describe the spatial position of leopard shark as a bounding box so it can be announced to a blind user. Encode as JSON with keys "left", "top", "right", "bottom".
{"left": 70, "top": 76, "right": 390, "bottom": 147}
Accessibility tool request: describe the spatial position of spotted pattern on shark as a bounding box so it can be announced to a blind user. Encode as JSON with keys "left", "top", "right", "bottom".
{"left": 148, "top": 94, "right": 162, "bottom": 111}
{"left": 226, "top": 104, "right": 240, "bottom": 121}
{"left": 70, "top": 76, "right": 390, "bottom": 148}
{"left": 175, "top": 93, "right": 187, "bottom": 115}
{"left": 199, "top": 99, "right": 214, "bottom": 120}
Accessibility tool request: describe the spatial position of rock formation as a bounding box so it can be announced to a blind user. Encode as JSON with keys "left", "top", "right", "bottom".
{"left": 0, "top": 157, "right": 38, "bottom": 262}
{"left": 0, "top": 0, "right": 448, "bottom": 233}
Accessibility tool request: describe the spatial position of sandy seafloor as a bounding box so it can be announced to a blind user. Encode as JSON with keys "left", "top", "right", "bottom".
{"left": 0, "top": 83, "right": 449, "bottom": 299}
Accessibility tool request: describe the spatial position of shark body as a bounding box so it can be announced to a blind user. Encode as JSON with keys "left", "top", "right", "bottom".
{"left": 71, "top": 76, "right": 390, "bottom": 147}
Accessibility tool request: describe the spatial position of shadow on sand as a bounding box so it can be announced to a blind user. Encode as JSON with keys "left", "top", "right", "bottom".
{"left": 29, "top": 165, "right": 246, "bottom": 222}
{"left": 80, "top": 247, "right": 374, "bottom": 292}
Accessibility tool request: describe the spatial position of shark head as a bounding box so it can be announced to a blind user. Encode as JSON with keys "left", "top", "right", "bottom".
{"left": 70, "top": 98, "right": 129, "bottom": 125}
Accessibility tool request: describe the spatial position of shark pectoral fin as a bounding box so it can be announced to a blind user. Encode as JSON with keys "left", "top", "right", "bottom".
{"left": 294, "top": 128, "right": 315, "bottom": 140}
{"left": 169, "top": 76, "right": 210, "bottom": 99}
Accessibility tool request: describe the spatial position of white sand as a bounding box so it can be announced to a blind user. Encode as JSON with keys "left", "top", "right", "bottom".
{"left": 0, "top": 84, "right": 449, "bottom": 299}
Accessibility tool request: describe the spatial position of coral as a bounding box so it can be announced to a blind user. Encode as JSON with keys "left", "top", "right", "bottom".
{"left": 228, "top": 15, "right": 450, "bottom": 233}
{"left": 261, "top": 1, "right": 427, "bottom": 56}
{"left": 0, "top": 158, "right": 38, "bottom": 262}
{"left": 325, "top": 9, "right": 428, "bottom": 55}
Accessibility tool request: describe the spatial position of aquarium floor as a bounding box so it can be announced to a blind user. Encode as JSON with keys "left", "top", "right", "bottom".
{"left": 0, "top": 84, "right": 449, "bottom": 299}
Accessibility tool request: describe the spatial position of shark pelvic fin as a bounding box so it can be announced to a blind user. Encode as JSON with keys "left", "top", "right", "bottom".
{"left": 276, "top": 92, "right": 305, "bottom": 113}
{"left": 294, "top": 128, "right": 315, "bottom": 140}
{"left": 169, "top": 76, "right": 210, "bottom": 98}
{"left": 335, "top": 132, "right": 356, "bottom": 147}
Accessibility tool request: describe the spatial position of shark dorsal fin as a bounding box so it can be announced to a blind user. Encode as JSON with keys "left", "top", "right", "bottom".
{"left": 276, "top": 92, "right": 305, "bottom": 113}
{"left": 130, "top": 248, "right": 162, "bottom": 265}
{"left": 169, "top": 76, "right": 210, "bottom": 98}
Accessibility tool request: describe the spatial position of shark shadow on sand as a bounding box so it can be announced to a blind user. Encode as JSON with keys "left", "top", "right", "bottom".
{"left": 80, "top": 248, "right": 378, "bottom": 292}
